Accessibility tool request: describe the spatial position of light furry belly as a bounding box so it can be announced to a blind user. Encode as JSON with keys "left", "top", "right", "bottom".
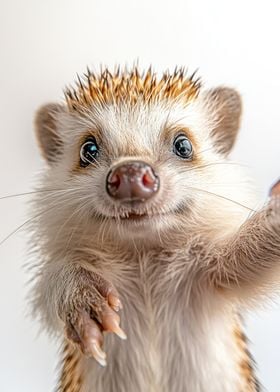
{"left": 82, "top": 298, "right": 250, "bottom": 392}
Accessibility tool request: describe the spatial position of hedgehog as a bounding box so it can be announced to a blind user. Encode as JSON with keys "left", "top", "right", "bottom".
{"left": 30, "top": 66, "right": 280, "bottom": 392}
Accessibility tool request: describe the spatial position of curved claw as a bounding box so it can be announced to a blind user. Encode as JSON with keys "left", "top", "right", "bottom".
{"left": 99, "top": 305, "right": 127, "bottom": 340}
{"left": 90, "top": 342, "right": 107, "bottom": 367}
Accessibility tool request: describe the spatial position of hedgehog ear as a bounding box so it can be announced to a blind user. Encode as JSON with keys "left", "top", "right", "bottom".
{"left": 34, "top": 103, "right": 65, "bottom": 164}
{"left": 203, "top": 87, "right": 242, "bottom": 155}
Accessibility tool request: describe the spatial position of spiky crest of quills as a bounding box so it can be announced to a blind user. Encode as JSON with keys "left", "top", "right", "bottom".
{"left": 64, "top": 66, "right": 201, "bottom": 111}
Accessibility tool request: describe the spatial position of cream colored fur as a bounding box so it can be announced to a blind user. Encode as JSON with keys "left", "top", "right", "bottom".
{"left": 30, "top": 85, "right": 280, "bottom": 392}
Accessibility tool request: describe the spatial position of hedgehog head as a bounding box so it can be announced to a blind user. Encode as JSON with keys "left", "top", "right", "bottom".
{"left": 34, "top": 66, "right": 246, "bottom": 245}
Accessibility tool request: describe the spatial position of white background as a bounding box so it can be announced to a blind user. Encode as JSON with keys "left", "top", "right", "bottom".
{"left": 0, "top": 0, "right": 279, "bottom": 390}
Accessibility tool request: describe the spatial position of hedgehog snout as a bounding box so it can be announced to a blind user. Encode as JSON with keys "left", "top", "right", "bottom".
{"left": 106, "top": 160, "right": 160, "bottom": 203}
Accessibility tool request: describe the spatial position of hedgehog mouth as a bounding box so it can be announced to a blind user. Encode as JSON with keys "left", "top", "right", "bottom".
{"left": 101, "top": 200, "right": 191, "bottom": 223}
{"left": 95, "top": 200, "right": 190, "bottom": 223}
{"left": 116, "top": 200, "right": 190, "bottom": 221}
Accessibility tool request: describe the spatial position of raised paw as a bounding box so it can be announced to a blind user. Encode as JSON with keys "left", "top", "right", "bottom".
{"left": 270, "top": 179, "right": 280, "bottom": 197}
{"left": 267, "top": 180, "right": 280, "bottom": 232}
{"left": 63, "top": 270, "right": 126, "bottom": 367}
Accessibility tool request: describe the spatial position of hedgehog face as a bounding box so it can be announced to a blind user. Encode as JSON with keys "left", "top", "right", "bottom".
{"left": 35, "top": 68, "right": 244, "bottom": 243}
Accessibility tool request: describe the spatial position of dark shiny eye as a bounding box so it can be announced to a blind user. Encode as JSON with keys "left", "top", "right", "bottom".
{"left": 173, "top": 134, "right": 193, "bottom": 160}
{"left": 80, "top": 137, "right": 99, "bottom": 167}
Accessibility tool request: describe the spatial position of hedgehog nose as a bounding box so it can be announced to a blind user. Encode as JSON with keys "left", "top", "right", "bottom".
{"left": 106, "top": 161, "right": 159, "bottom": 202}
